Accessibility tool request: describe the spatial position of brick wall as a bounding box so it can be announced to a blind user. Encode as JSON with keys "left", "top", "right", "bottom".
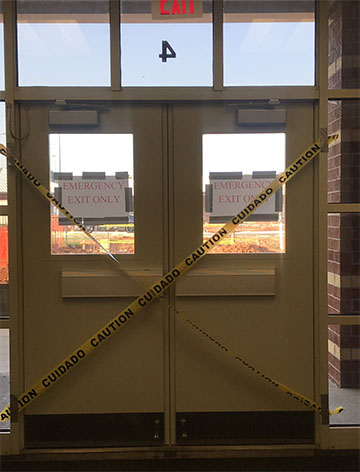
{"left": 328, "top": 1, "right": 360, "bottom": 388}
{"left": 328, "top": 0, "right": 342, "bottom": 89}
{"left": 341, "top": 1, "right": 360, "bottom": 89}
{"left": 327, "top": 101, "right": 341, "bottom": 203}
{"left": 328, "top": 1, "right": 360, "bottom": 89}
{"left": 329, "top": 325, "right": 360, "bottom": 388}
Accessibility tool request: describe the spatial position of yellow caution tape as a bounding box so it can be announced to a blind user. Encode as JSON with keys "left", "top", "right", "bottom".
{"left": 178, "top": 314, "right": 343, "bottom": 416}
{"left": 0, "top": 135, "right": 342, "bottom": 422}
{"left": 0, "top": 145, "right": 119, "bottom": 264}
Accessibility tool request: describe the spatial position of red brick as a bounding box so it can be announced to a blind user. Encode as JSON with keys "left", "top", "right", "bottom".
{"left": 340, "top": 335, "right": 360, "bottom": 349}
{"left": 342, "top": 141, "right": 360, "bottom": 153}
{"left": 329, "top": 250, "right": 341, "bottom": 264}
{"left": 328, "top": 227, "right": 341, "bottom": 239}
{"left": 343, "top": 286, "right": 360, "bottom": 299}
{"left": 340, "top": 300, "right": 352, "bottom": 313}
{"left": 340, "top": 325, "right": 353, "bottom": 335}
{"left": 328, "top": 327, "right": 340, "bottom": 345}
{"left": 351, "top": 300, "right": 360, "bottom": 313}
{"left": 328, "top": 351, "right": 341, "bottom": 369}
{"left": 328, "top": 295, "right": 341, "bottom": 312}
{"left": 351, "top": 325, "right": 360, "bottom": 336}
{"left": 328, "top": 180, "right": 341, "bottom": 192}
{"left": 328, "top": 261, "right": 340, "bottom": 274}
{"left": 328, "top": 214, "right": 341, "bottom": 225}
{"left": 328, "top": 193, "right": 341, "bottom": 203}
{"left": 328, "top": 283, "right": 341, "bottom": 298}
{"left": 328, "top": 160, "right": 340, "bottom": 173}
{"left": 328, "top": 364, "right": 341, "bottom": 386}
{"left": 329, "top": 325, "right": 341, "bottom": 334}
{"left": 340, "top": 372, "right": 359, "bottom": 388}
{"left": 341, "top": 360, "right": 360, "bottom": 372}
{"left": 328, "top": 238, "right": 341, "bottom": 251}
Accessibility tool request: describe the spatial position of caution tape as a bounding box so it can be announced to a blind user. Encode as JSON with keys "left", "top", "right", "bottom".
{"left": 178, "top": 314, "right": 343, "bottom": 416}
{"left": 0, "top": 145, "right": 119, "bottom": 264}
{"left": 0, "top": 135, "right": 342, "bottom": 422}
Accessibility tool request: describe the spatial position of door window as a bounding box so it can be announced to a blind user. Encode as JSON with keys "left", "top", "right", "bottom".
{"left": 203, "top": 133, "right": 286, "bottom": 253}
{"left": 49, "top": 134, "right": 135, "bottom": 255}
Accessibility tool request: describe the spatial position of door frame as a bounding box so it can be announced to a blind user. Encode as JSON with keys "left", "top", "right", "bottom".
{"left": 3, "top": 98, "right": 359, "bottom": 454}
{"left": 1, "top": 0, "right": 359, "bottom": 454}
{"left": 4, "top": 100, "right": 317, "bottom": 450}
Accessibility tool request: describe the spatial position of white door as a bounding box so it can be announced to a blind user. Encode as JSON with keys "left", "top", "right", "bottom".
{"left": 19, "top": 101, "right": 316, "bottom": 447}
{"left": 171, "top": 103, "right": 316, "bottom": 445}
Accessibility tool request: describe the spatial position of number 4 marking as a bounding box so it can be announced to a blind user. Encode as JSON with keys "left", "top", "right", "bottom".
{"left": 159, "top": 40, "right": 176, "bottom": 62}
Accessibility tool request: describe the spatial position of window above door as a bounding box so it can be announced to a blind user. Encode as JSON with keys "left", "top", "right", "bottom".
{"left": 14, "top": 0, "right": 315, "bottom": 89}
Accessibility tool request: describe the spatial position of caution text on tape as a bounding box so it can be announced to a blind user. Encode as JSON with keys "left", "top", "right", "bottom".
{"left": 0, "top": 136, "right": 341, "bottom": 422}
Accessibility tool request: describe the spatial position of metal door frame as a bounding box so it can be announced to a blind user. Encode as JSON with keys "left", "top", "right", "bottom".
{"left": 1, "top": 0, "right": 359, "bottom": 454}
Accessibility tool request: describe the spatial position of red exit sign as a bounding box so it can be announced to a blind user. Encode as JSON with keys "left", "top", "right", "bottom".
{"left": 151, "top": 0, "right": 203, "bottom": 19}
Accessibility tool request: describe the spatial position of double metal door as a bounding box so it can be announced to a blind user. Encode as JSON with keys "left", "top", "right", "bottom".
{"left": 19, "top": 102, "right": 316, "bottom": 447}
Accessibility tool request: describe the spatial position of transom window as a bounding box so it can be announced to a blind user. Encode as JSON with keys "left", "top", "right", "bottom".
{"left": 15, "top": 0, "right": 315, "bottom": 88}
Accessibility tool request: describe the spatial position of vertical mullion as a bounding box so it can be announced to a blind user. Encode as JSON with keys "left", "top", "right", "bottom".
{"left": 110, "top": 0, "right": 121, "bottom": 90}
{"left": 316, "top": 0, "right": 330, "bottom": 448}
{"left": 166, "top": 104, "right": 177, "bottom": 446}
{"left": 3, "top": 0, "right": 17, "bottom": 100}
{"left": 3, "top": 0, "right": 24, "bottom": 455}
{"left": 213, "top": 0, "right": 223, "bottom": 91}
{"left": 162, "top": 104, "right": 171, "bottom": 446}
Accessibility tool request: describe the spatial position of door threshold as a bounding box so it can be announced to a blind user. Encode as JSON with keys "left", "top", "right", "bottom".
{"left": 22, "top": 444, "right": 319, "bottom": 460}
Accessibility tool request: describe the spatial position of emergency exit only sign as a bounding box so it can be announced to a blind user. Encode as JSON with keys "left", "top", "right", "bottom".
{"left": 57, "top": 176, "right": 129, "bottom": 219}
{"left": 151, "top": 0, "right": 203, "bottom": 18}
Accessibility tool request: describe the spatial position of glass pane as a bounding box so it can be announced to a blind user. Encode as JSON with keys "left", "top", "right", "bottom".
{"left": 121, "top": 0, "right": 212, "bottom": 86}
{"left": 224, "top": 0, "right": 315, "bottom": 86}
{"left": 50, "top": 134, "right": 134, "bottom": 255}
{"left": 328, "top": 100, "right": 360, "bottom": 204}
{"left": 0, "top": 101, "right": 6, "bottom": 206}
{"left": 0, "top": 328, "right": 10, "bottom": 431}
{"left": 328, "top": 213, "right": 360, "bottom": 316}
{"left": 202, "top": 134, "right": 285, "bottom": 254}
{"left": 0, "top": 1, "right": 4, "bottom": 91}
{"left": 17, "top": 0, "right": 111, "bottom": 86}
{"left": 0, "top": 215, "right": 8, "bottom": 318}
{"left": 328, "top": 1, "right": 360, "bottom": 89}
{"left": 329, "top": 325, "right": 360, "bottom": 426}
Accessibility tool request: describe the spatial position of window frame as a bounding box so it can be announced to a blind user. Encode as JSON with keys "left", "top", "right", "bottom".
{"left": 0, "top": 0, "right": 359, "bottom": 455}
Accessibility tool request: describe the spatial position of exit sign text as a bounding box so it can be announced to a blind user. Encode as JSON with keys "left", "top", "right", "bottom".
{"left": 151, "top": 0, "right": 203, "bottom": 19}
